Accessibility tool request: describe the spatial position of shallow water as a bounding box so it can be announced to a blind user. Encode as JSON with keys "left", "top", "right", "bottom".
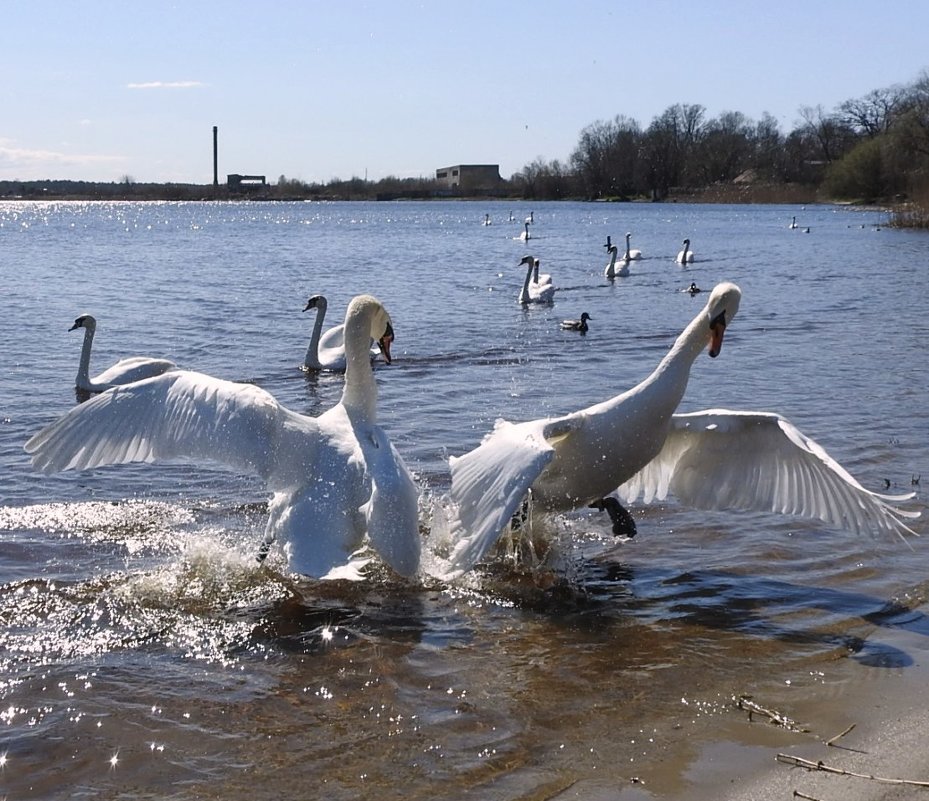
{"left": 1, "top": 199, "right": 927, "bottom": 799}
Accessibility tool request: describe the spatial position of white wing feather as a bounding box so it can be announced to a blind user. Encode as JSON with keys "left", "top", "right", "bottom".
{"left": 445, "top": 418, "right": 557, "bottom": 576}
{"left": 25, "top": 370, "right": 301, "bottom": 480}
{"left": 617, "top": 409, "right": 919, "bottom": 539}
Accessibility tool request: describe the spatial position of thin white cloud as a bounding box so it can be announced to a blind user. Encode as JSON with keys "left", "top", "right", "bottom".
{"left": 0, "top": 142, "right": 125, "bottom": 170}
{"left": 126, "top": 80, "right": 205, "bottom": 90}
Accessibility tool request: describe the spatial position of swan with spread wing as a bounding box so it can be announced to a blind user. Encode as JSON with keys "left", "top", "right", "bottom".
{"left": 444, "top": 282, "right": 919, "bottom": 576}
{"left": 27, "top": 295, "right": 421, "bottom": 580}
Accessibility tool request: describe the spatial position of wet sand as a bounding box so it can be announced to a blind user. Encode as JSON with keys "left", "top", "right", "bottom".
{"left": 689, "top": 621, "right": 929, "bottom": 801}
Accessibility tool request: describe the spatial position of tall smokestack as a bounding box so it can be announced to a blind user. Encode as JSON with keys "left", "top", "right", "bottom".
{"left": 212, "top": 126, "right": 218, "bottom": 186}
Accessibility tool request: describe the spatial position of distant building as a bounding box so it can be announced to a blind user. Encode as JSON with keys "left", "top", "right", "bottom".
{"left": 227, "top": 174, "right": 267, "bottom": 192}
{"left": 435, "top": 164, "right": 501, "bottom": 191}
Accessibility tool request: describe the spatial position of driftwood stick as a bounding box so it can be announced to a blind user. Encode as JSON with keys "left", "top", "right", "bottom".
{"left": 737, "top": 695, "right": 809, "bottom": 732}
{"left": 793, "top": 791, "right": 822, "bottom": 801}
{"left": 777, "top": 753, "right": 929, "bottom": 787}
{"left": 826, "top": 723, "right": 857, "bottom": 747}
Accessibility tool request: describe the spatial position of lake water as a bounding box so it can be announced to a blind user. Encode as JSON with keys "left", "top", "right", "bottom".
{"left": 1, "top": 199, "right": 926, "bottom": 799}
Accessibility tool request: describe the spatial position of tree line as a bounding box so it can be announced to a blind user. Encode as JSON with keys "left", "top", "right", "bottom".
{"left": 509, "top": 70, "right": 929, "bottom": 214}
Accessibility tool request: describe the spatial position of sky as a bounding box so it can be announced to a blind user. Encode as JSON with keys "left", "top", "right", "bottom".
{"left": 3, "top": 0, "right": 929, "bottom": 185}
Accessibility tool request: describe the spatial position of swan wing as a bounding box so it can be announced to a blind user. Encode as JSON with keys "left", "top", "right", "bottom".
{"left": 26, "top": 369, "right": 304, "bottom": 480}
{"left": 445, "top": 417, "right": 564, "bottom": 576}
{"left": 616, "top": 409, "right": 919, "bottom": 539}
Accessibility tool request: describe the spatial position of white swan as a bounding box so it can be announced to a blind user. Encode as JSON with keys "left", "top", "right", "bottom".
{"left": 26, "top": 295, "right": 421, "bottom": 581}
{"left": 483, "top": 213, "right": 492, "bottom": 226}
{"left": 444, "top": 282, "right": 918, "bottom": 576}
{"left": 623, "top": 232, "right": 642, "bottom": 260}
{"left": 525, "top": 211, "right": 534, "bottom": 225}
{"left": 676, "top": 238, "right": 694, "bottom": 264}
{"left": 604, "top": 245, "right": 630, "bottom": 280}
{"left": 560, "top": 312, "right": 591, "bottom": 333}
{"left": 789, "top": 216, "right": 798, "bottom": 229}
{"left": 518, "top": 221, "right": 531, "bottom": 241}
{"left": 518, "top": 255, "right": 555, "bottom": 304}
{"left": 302, "top": 294, "right": 379, "bottom": 372}
{"left": 532, "top": 258, "right": 553, "bottom": 287}
{"left": 70, "top": 314, "right": 177, "bottom": 394}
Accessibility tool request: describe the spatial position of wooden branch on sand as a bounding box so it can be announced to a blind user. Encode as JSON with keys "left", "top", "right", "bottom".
{"left": 777, "top": 753, "right": 929, "bottom": 787}
{"left": 736, "top": 695, "right": 809, "bottom": 732}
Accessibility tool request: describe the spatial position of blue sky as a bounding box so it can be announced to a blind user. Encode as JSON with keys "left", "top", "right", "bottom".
{"left": 4, "top": 1, "right": 928, "bottom": 184}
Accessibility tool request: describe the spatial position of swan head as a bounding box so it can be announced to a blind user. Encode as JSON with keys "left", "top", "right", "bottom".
{"left": 682, "top": 238, "right": 691, "bottom": 247}
{"left": 302, "top": 294, "right": 328, "bottom": 313}
{"left": 377, "top": 321, "right": 394, "bottom": 364}
{"left": 519, "top": 255, "right": 534, "bottom": 268}
{"left": 69, "top": 314, "right": 97, "bottom": 332}
{"left": 625, "top": 232, "right": 632, "bottom": 240}
{"left": 348, "top": 295, "right": 394, "bottom": 365}
{"left": 704, "top": 282, "right": 741, "bottom": 358}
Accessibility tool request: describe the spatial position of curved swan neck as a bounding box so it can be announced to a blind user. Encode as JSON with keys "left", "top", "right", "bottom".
{"left": 75, "top": 324, "right": 95, "bottom": 386}
{"left": 303, "top": 299, "right": 327, "bottom": 369}
{"left": 644, "top": 306, "right": 712, "bottom": 411}
{"left": 519, "top": 261, "right": 533, "bottom": 303}
{"left": 624, "top": 235, "right": 631, "bottom": 260}
{"left": 340, "top": 300, "right": 380, "bottom": 422}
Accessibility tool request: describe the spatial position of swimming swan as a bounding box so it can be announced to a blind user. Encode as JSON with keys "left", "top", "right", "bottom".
{"left": 302, "top": 294, "right": 379, "bottom": 372}
{"left": 443, "top": 282, "right": 918, "bottom": 576}
{"left": 623, "top": 232, "right": 642, "bottom": 260}
{"left": 518, "top": 221, "right": 531, "bottom": 241}
{"left": 518, "top": 255, "right": 555, "bottom": 304}
{"left": 604, "top": 245, "right": 630, "bottom": 280}
{"left": 70, "top": 314, "right": 177, "bottom": 393}
{"left": 676, "top": 238, "right": 695, "bottom": 264}
{"left": 27, "top": 295, "right": 421, "bottom": 580}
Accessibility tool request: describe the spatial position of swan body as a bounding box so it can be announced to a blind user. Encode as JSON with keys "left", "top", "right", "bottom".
{"left": 70, "top": 314, "right": 176, "bottom": 393}
{"left": 444, "top": 282, "right": 918, "bottom": 575}
{"left": 27, "top": 295, "right": 421, "bottom": 580}
{"left": 560, "top": 312, "right": 591, "bottom": 333}
{"left": 302, "top": 294, "right": 379, "bottom": 372}
{"left": 676, "top": 238, "right": 695, "bottom": 264}
{"left": 532, "top": 258, "right": 552, "bottom": 287}
{"left": 604, "top": 245, "right": 630, "bottom": 279}
{"left": 623, "top": 232, "right": 642, "bottom": 260}
{"left": 518, "top": 255, "right": 555, "bottom": 304}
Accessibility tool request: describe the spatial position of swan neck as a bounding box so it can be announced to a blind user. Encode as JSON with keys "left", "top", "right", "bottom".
{"left": 303, "top": 303, "right": 326, "bottom": 369}
{"left": 519, "top": 263, "right": 533, "bottom": 303}
{"left": 340, "top": 311, "right": 378, "bottom": 421}
{"left": 645, "top": 308, "right": 710, "bottom": 408}
{"left": 76, "top": 325, "right": 95, "bottom": 385}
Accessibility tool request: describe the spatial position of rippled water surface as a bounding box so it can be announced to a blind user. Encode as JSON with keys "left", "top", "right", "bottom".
{"left": 1, "top": 200, "right": 927, "bottom": 799}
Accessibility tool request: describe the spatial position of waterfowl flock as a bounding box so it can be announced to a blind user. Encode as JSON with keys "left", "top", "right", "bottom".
{"left": 25, "top": 219, "right": 922, "bottom": 585}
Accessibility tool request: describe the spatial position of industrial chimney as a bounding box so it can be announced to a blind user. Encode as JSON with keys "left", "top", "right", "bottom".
{"left": 212, "top": 126, "right": 219, "bottom": 186}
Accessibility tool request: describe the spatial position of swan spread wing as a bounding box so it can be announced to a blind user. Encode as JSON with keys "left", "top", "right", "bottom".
{"left": 26, "top": 370, "right": 296, "bottom": 479}
{"left": 616, "top": 409, "right": 919, "bottom": 539}
{"left": 445, "top": 418, "right": 559, "bottom": 576}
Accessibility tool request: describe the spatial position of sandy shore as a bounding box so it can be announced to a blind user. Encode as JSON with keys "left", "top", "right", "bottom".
{"left": 694, "top": 623, "right": 929, "bottom": 801}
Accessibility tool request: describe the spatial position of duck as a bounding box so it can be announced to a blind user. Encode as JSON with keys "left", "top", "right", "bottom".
{"left": 26, "top": 295, "right": 421, "bottom": 581}
{"left": 623, "top": 232, "right": 642, "bottom": 260}
{"left": 302, "top": 294, "right": 379, "bottom": 372}
{"left": 443, "top": 282, "right": 919, "bottom": 576}
{"left": 560, "top": 312, "right": 591, "bottom": 333}
{"left": 676, "top": 238, "right": 695, "bottom": 264}
{"left": 604, "top": 244, "right": 630, "bottom": 280}
{"left": 70, "top": 314, "right": 177, "bottom": 394}
{"left": 532, "top": 258, "right": 553, "bottom": 287}
{"left": 686, "top": 281, "right": 702, "bottom": 295}
{"left": 518, "top": 255, "right": 555, "bottom": 304}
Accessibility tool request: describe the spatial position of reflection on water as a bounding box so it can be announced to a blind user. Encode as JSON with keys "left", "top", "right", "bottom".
{"left": 0, "top": 200, "right": 926, "bottom": 798}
